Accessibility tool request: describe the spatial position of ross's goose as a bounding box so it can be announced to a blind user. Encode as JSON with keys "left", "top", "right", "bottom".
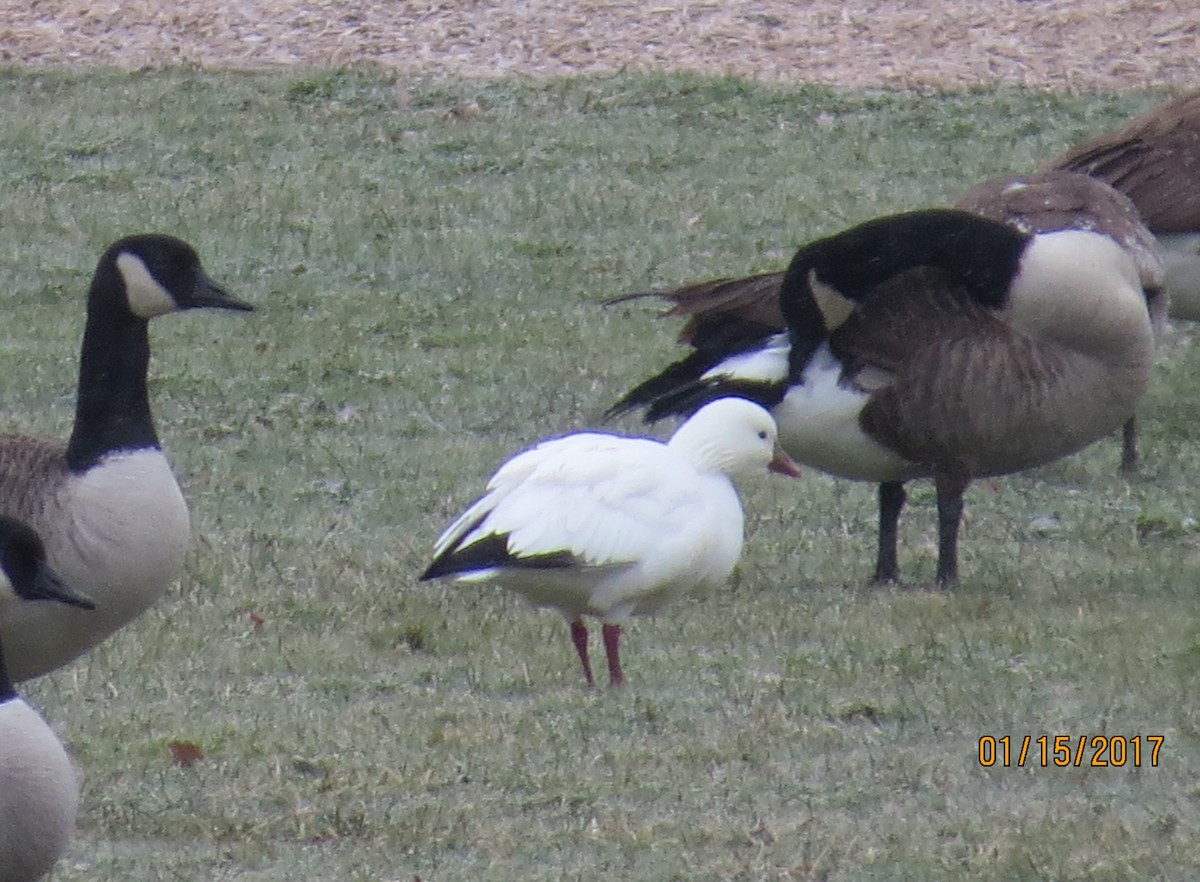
{"left": 421, "top": 397, "right": 801, "bottom": 686}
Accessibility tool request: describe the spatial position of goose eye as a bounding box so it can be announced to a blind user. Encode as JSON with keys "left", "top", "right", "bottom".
{"left": 757, "top": 430, "right": 768, "bottom": 440}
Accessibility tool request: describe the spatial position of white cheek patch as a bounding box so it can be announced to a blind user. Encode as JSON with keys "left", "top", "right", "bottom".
{"left": 116, "top": 253, "right": 178, "bottom": 318}
{"left": 809, "top": 269, "right": 856, "bottom": 330}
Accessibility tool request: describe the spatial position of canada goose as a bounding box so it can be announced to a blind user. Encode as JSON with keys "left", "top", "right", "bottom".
{"left": 953, "top": 169, "right": 1166, "bottom": 473}
{"left": 421, "top": 398, "right": 802, "bottom": 687}
{"left": 607, "top": 174, "right": 1163, "bottom": 477}
{"left": 1047, "top": 88, "right": 1200, "bottom": 320}
{"left": 608, "top": 209, "right": 1153, "bottom": 586}
{"left": 0, "top": 235, "right": 253, "bottom": 682}
{"left": 0, "top": 516, "right": 94, "bottom": 882}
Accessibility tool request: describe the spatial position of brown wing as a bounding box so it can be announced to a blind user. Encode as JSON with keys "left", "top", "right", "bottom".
{"left": 1047, "top": 89, "right": 1200, "bottom": 233}
{"left": 841, "top": 267, "right": 1130, "bottom": 477}
{"left": 859, "top": 329, "right": 1079, "bottom": 478}
{"left": 830, "top": 265, "right": 998, "bottom": 383}
{"left": 608, "top": 271, "right": 786, "bottom": 344}
{"left": 833, "top": 266, "right": 1047, "bottom": 474}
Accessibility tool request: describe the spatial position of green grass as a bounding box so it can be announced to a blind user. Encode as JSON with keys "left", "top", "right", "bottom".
{"left": 1, "top": 68, "right": 1197, "bottom": 879}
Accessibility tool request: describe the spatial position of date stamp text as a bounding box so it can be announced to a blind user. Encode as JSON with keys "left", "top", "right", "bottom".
{"left": 978, "top": 735, "right": 1164, "bottom": 768}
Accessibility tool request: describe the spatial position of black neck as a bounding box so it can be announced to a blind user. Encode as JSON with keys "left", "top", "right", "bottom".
{"left": 781, "top": 209, "right": 1029, "bottom": 372}
{"left": 65, "top": 274, "right": 160, "bottom": 472}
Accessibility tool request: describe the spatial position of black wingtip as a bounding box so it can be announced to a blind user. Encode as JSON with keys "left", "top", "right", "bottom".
{"left": 649, "top": 379, "right": 785, "bottom": 422}
{"left": 418, "top": 558, "right": 457, "bottom": 582}
{"left": 607, "top": 347, "right": 790, "bottom": 425}
{"left": 601, "top": 386, "right": 655, "bottom": 423}
{"left": 421, "top": 533, "right": 581, "bottom": 582}
{"left": 604, "top": 349, "right": 728, "bottom": 423}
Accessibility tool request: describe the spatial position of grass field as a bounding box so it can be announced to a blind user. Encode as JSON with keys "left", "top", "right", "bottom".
{"left": 1, "top": 68, "right": 1199, "bottom": 880}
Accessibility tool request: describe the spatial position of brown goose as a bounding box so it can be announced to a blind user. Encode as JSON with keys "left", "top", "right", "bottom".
{"left": 953, "top": 169, "right": 1166, "bottom": 473}
{"left": 608, "top": 209, "right": 1153, "bottom": 586}
{"left": 0, "top": 235, "right": 253, "bottom": 681}
{"left": 1048, "top": 88, "right": 1200, "bottom": 320}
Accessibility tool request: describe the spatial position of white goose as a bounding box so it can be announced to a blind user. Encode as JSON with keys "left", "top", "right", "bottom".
{"left": 0, "top": 234, "right": 253, "bottom": 681}
{"left": 421, "top": 398, "right": 801, "bottom": 687}
{"left": 0, "top": 516, "right": 94, "bottom": 882}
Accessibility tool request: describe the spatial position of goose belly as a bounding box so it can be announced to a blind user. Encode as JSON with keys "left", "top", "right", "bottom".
{"left": 773, "top": 351, "right": 914, "bottom": 483}
{"left": 1, "top": 449, "right": 191, "bottom": 680}
{"left": 474, "top": 483, "right": 745, "bottom": 622}
{"left": 959, "top": 356, "right": 1150, "bottom": 477}
{"left": 870, "top": 337, "right": 1152, "bottom": 479}
{"left": 0, "top": 699, "right": 76, "bottom": 881}
{"left": 486, "top": 533, "right": 743, "bottom": 622}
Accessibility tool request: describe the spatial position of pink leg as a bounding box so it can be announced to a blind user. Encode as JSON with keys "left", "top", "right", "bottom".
{"left": 570, "top": 619, "right": 595, "bottom": 687}
{"left": 602, "top": 623, "right": 624, "bottom": 687}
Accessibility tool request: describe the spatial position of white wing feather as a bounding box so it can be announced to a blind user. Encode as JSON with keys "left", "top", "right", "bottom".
{"left": 701, "top": 332, "right": 790, "bottom": 383}
{"left": 437, "top": 433, "right": 700, "bottom": 567}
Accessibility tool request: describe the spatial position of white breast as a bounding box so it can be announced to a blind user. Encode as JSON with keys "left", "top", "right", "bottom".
{"left": 0, "top": 698, "right": 77, "bottom": 882}
{"left": 773, "top": 343, "right": 914, "bottom": 482}
{"left": 700, "top": 336, "right": 912, "bottom": 482}
{"left": 1, "top": 449, "right": 191, "bottom": 681}
{"left": 57, "top": 449, "right": 191, "bottom": 590}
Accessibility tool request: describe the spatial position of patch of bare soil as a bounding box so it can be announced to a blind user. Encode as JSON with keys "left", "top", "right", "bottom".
{"left": 0, "top": 1, "right": 1196, "bottom": 91}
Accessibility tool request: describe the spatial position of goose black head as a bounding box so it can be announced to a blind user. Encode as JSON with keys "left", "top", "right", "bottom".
{"left": 96, "top": 234, "right": 254, "bottom": 320}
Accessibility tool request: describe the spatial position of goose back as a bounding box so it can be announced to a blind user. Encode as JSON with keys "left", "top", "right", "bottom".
{"left": 1047, "top": 89, "right": 1200, "bottom": 233}
{"left": 955, "top": 170, "right": 1165, "bottom": 294}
